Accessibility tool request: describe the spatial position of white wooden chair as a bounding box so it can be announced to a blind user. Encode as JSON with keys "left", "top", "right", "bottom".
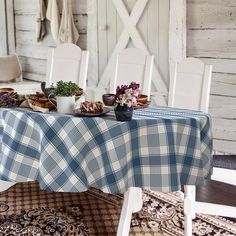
{"left": 110, "top": 48, "right": 154, "bottom": 99}
{"left": 46, "top": 43, "right": 89, "bottom": 90}
{"left": 168, "top": 57, "right": 236, "bottom": 236}
{"left": 112, "top": 48, "right": 153, "bottom": 236}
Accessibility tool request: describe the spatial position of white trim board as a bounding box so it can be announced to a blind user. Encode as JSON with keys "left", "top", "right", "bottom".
{"left": 211, "top": 167, "right": 236, "bottom": 186}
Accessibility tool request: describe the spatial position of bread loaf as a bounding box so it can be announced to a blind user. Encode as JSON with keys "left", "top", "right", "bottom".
{"left": 28, "top": 92, "right": 56, "bottom": 111}
{"left": 80, "top": 101, "right": 103, "bottom": 113}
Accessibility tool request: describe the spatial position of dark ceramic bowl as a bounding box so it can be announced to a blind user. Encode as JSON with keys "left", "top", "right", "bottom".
{"left": 43, "top": 87, "right": 55, "bottom": 98}
{"left": 41, "top": 82, "right": 55, "bottom": 97}
{"left": 102, "top": 93, "right": 116, "bottom": 106}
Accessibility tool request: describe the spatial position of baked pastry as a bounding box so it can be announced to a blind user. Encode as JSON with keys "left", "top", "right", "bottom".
{"left": 29, "top": 92, "right": 45, "bottom": 100}
{"left": 33, "top": 99, "right": 56, "bottom": 110}
{"left": 27, "top": 92, "right": 56, "bottom": 111}
{"left": 80, "top": 101, "right": 103, "bottom": 113}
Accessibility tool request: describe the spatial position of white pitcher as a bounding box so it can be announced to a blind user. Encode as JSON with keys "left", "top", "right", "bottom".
{"left": 56, "top": 95, "right": 85, "bottom": 114}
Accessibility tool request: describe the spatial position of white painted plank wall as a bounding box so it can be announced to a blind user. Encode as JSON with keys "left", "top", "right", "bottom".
{"left": 87, "top": 0, "right": 98, "bottom": 87}
{"left": 6, "top": 0, "right": 15, "bottom": 54}
{"left": 95, "top": 0, "right": 169, "bottom": 105}
{"left": 10, "top": 0, "right": 235, "bottom": 153}
{"left": 0, "top": 0, "right": 7, "bottom": 55}
{"left": 169, "top": 0, "right": 186, "bottom": 98}
{"left": 187, "top": 0, "right": 236, "bottom": 154}
{"left": 13, "top": 0, "right": 87, "bottom": 82}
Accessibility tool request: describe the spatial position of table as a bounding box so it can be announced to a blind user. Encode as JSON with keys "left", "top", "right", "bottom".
{"left": 0, "top": 106, "right": 213, "bottom": 235}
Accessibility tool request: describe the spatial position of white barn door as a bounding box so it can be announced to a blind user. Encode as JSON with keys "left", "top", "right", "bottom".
{"left": 87, "top": 0, "right": 171, "bottom": 105}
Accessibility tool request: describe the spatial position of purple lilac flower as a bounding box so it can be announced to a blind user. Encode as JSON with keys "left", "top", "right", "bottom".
{"left": 115, "top": 82, "right": 140, "bottom": 107}
{"left": 0, "top": 93, "right": 18, "bottom": 108}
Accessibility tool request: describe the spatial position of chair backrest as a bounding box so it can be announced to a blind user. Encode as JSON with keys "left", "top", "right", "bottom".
{"left": 0, "top": 53, "right": 22, "bottom": 82}
{"left": 46, "top": 43, "right": 89, "bottom": 90}
{"left": 168, "top": 57, "right": 212, "bottom": 112}
{"left": 110, "top": 48, "right": 154, "bottom": 99}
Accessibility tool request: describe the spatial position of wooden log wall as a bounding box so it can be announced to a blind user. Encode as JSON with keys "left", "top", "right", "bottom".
{"left": 187, "top": 0, "right": 236, "bottom": 154}
{"left": 9, "top": 0, "right": 236, "bottom": 154}
{"left": 14, "top": 0, "right": 87, "bottom": 82}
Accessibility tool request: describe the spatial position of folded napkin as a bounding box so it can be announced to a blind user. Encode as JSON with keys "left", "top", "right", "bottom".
{"left": 20, "top": 99, "right": 49, "bottom": 112}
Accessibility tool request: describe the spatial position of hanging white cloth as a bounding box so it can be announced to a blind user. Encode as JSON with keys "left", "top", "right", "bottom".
{"left": 46, "top": 0, "right": 60, "bottom": 44}
{"left": 36, "top": 0, "right": 47, "bottom": 42}
{"left": 58, "top": 0, "right": 79, "bottom": 44}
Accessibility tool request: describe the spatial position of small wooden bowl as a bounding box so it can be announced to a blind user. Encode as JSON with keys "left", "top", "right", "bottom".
{"left": 136, "top": 94, "right": 148, "bottom": 104}
{"left": 75, "top": 88, "right": 84, "bottom": 97}
{"left": 0, "top": 88, "right": 14, "bottom": 94}
{"left": 102, "top": 93, "right": 116, "bottom": 106}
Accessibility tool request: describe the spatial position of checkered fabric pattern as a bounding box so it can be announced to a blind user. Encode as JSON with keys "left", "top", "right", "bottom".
{"left": 0, "top": 107, "right": 213, "bottom": 193}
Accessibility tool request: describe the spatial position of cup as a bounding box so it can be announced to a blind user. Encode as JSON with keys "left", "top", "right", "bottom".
{"left": 102, "top": 93, "right": 116, "bottom": 106}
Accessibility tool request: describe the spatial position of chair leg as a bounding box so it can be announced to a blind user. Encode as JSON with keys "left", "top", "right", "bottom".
{"left": 184, "top": 185, "right": 194, "bottom": 236}
{"left": 184, "top": 185, "right": 196, "bottom": 219}
{"left": 191, "top": 186, "right": 196, "bottom": 219}
{"left": 116, "top": 187, "right": 143, "bottom": 236}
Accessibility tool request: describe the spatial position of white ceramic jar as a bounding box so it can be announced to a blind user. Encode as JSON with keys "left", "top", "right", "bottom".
{"left": 56, "top": 96, "right": 75, "bottom": 114}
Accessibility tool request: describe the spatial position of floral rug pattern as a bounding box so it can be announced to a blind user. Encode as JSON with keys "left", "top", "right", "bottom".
{"left": 0, "top": 182, "right": 236, "bottom": 236}
{"left": 0, "top": 204, "right": 88, "bottom": 236}
{"left": 130, "top": 190, "right": 236, "bottom": 235}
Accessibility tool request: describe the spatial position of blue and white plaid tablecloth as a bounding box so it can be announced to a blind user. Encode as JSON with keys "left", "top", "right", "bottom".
{"left": 0, "top": 107, "right": 213, "bottom": 193}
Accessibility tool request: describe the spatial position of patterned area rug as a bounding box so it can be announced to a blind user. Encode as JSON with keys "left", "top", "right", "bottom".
{"left": 0, "top": 181, "right": 236, "bottom": 235}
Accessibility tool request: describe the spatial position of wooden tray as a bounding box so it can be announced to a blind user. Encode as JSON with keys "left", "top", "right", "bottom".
{"left": 72, "top": 107, "right": 112, "bottom": 117}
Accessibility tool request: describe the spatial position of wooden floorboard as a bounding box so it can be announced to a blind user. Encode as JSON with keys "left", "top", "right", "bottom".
{"left": 196, "top": 180, "right": 236, "bottom": 207}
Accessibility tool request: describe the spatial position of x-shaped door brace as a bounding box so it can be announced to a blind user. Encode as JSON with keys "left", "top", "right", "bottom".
{"left": 98, "top": 0, "right": 167, "bottom": 94}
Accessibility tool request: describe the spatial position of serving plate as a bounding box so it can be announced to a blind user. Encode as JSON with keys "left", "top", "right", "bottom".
{"left": 72, "top": 107, "right": 112, "bottom": 117}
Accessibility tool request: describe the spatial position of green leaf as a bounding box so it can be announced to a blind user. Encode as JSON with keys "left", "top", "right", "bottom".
{"left": 54, "top": 81, "right": 80, "bottom": 97}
